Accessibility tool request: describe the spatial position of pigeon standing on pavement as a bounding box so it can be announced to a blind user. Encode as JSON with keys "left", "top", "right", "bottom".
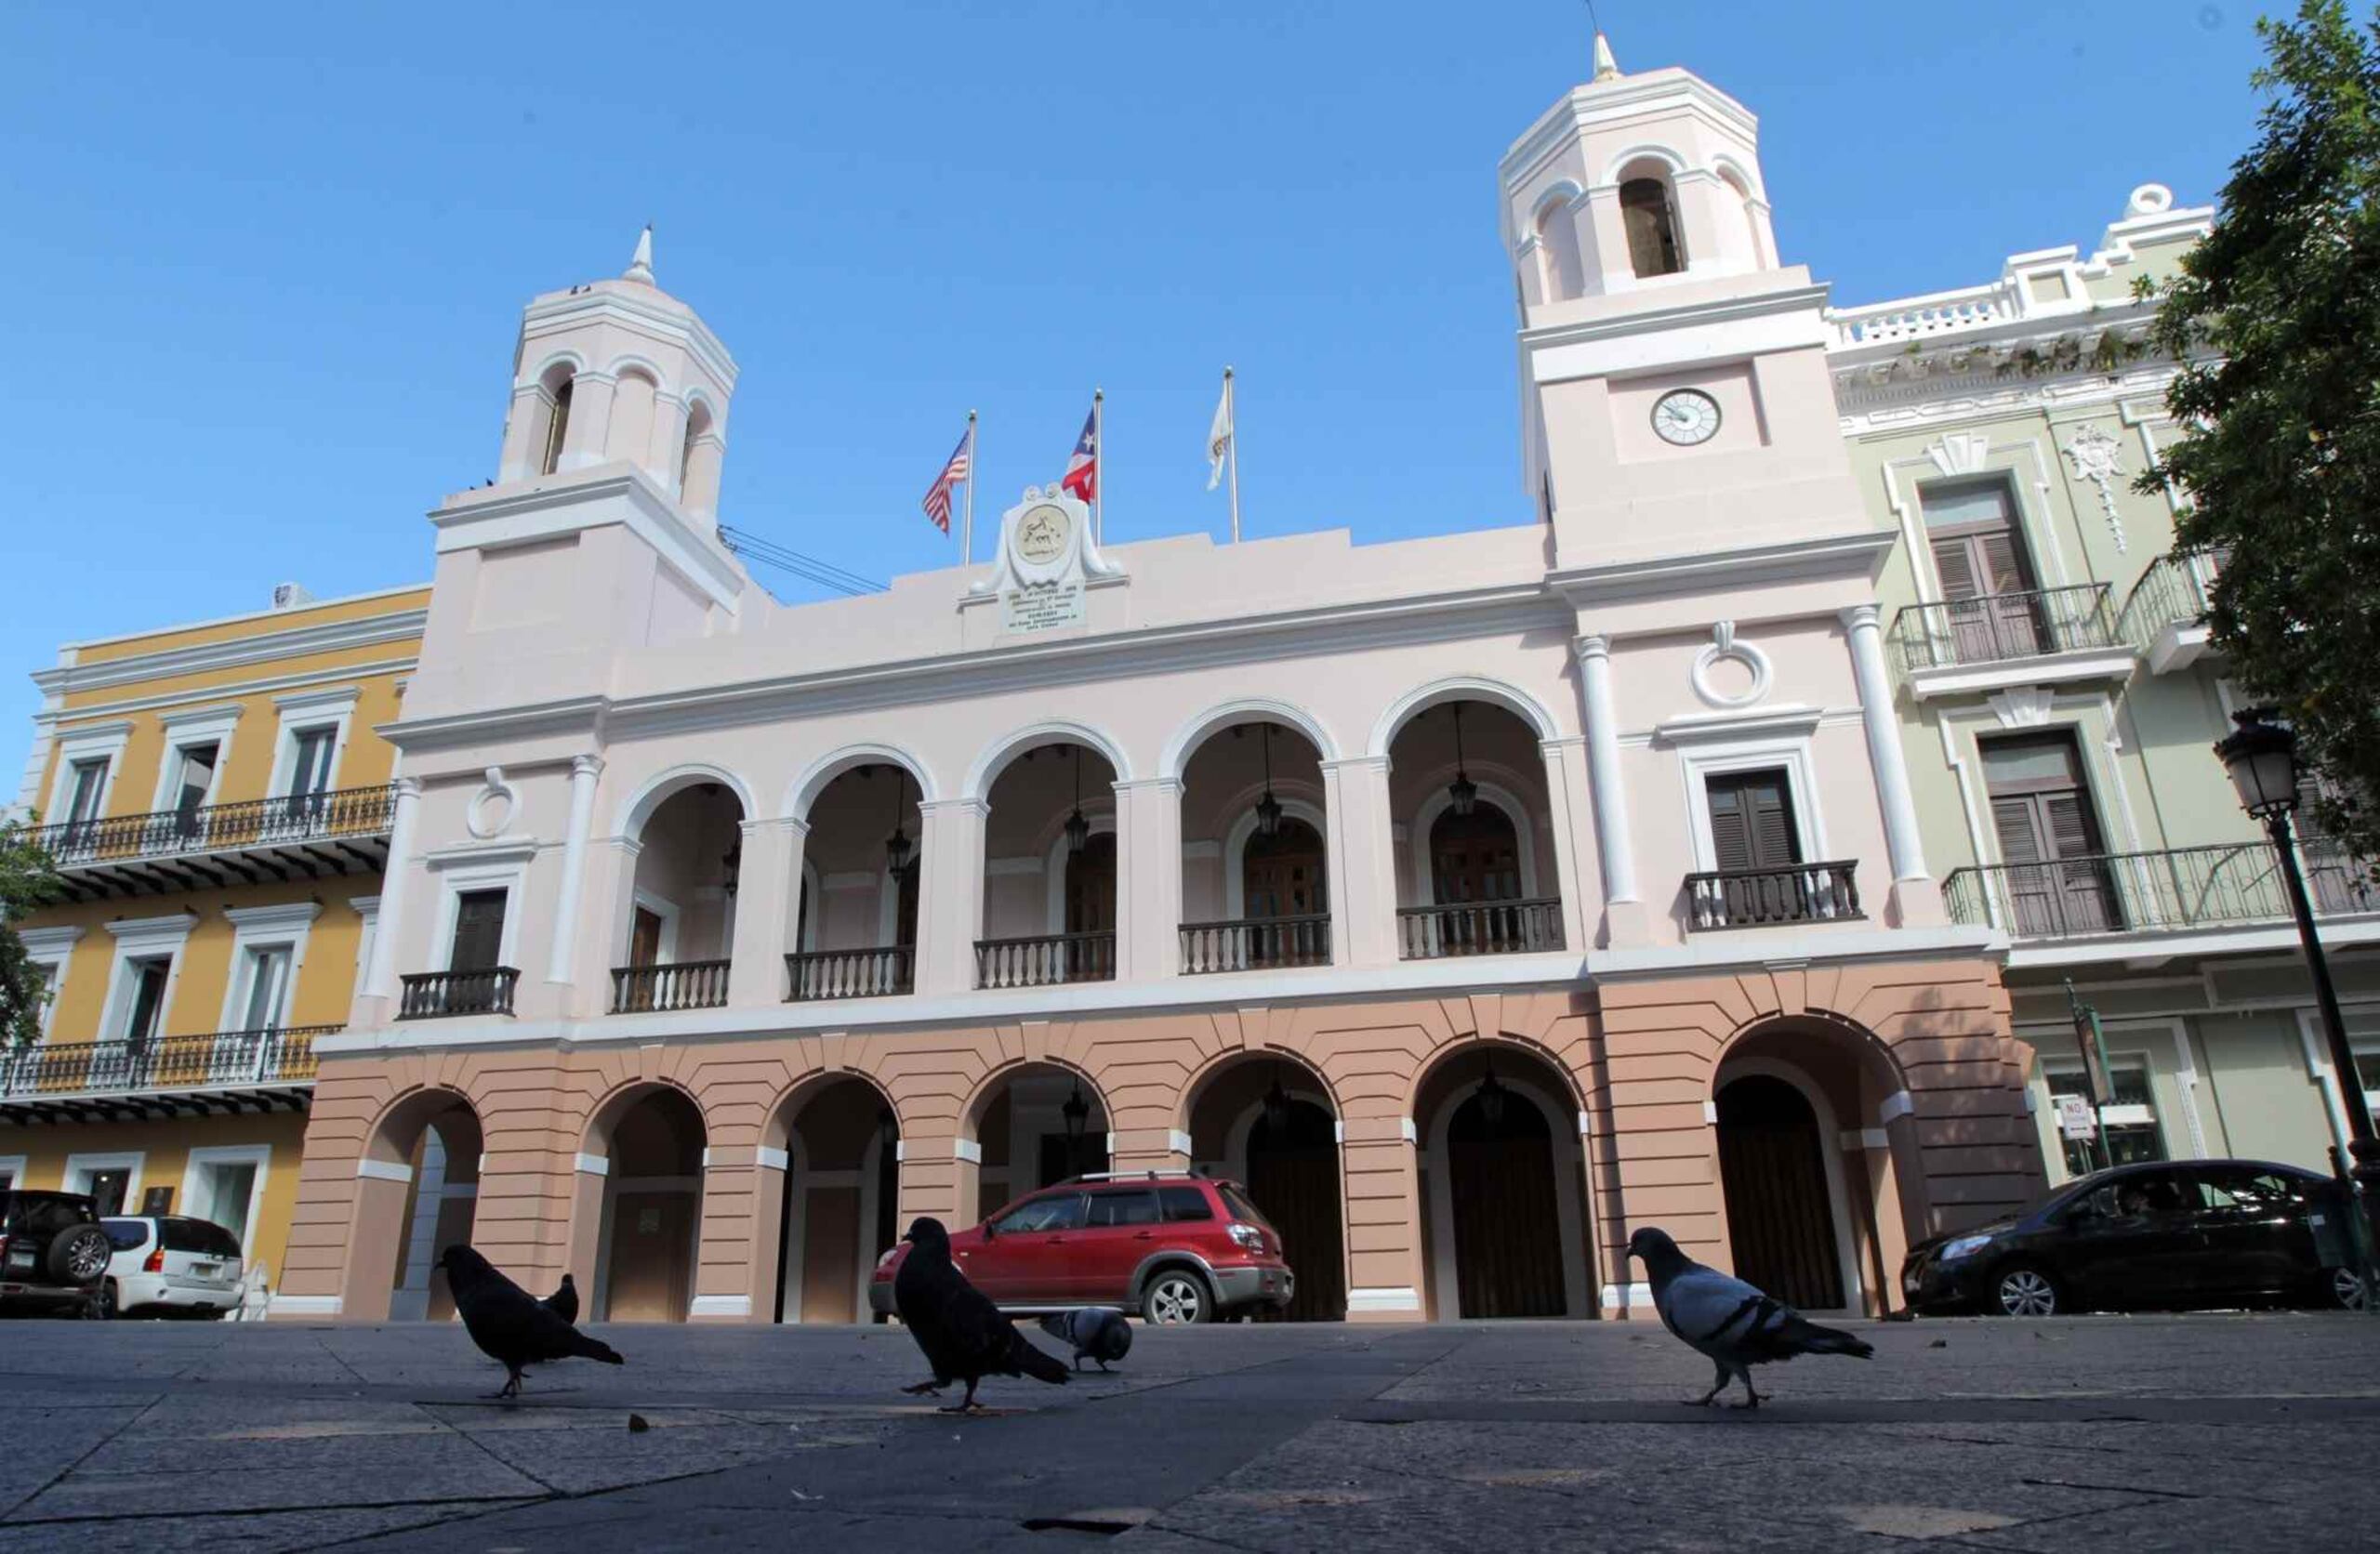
{"left": 1039, "top": 1308, "right": 1132, "bottom": 1371}
{"left": 894, "top": 1218, "right": 1070, "bottom": 1412}
{"left": 438, "top": 1245, "right": 624, "bottom": 1400}
{"left": 1626, "top": 1227, "right": 1871, "bottom": 1408}
{"left": 541, "top": 1271, "right": 579, "bottom": 1325}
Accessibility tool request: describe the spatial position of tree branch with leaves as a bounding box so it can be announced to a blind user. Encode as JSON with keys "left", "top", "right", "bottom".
{"left": 0, "top": 819, "right": 64, "bottom": 1047}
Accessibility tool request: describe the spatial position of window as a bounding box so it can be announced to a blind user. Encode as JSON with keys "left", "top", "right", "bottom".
{"left": 1983, "top": 733, "right": 2119, "bottom": 935}
{"left": 1244, "top": 818, "right": 1327, "bottom": 919}
{"left": 63, "top": 757, "right": 108, "bottom": 839}
{"left": 101, "top": 1219, "right": 151, "bottom": 1253}
{"left": 447, "top": 889, "right": 508, "bottom": 973}
{"left": 162, "top": 1216, "right": 244, "bottom": 1258}
{"left": 287, "top": 728, "right": 337, "bottom": 802}
{"left": 171, "top": 744, "right": 217, "bottom": 818}
{"left": 234, "top": 946, "right": 293, "bottom": 1032}
{"left": 1218, "top": 1183, "right": 1269, "bottom": 1228}
{"left": 1619, "top": 177, "right": 1684, "bottom": 278}
{"left": 84, "top": 1167, "right": 132, "bottom": 1218}
{"left": 992, "top": 1193, "right": 1085, "bottom": 1235}
{"left": 1431, "top": 802, "right": 1522, "bottom": 903}
{"left": 120, "top": 958, "right": 171, "bottom": 1047}
{"left": 1157, "top": 1186, "right": 1214, "bottom": 1223}
{"left": 1085, "top": 1189, "right": 1161, "bottom": 1228}
{"left": 541, "top": 376, "right": 574, "bottom": 475}
{"left": 1705, "top": 769, "right": 1801, "bottom": 874}
{"left": 1920, "top": 479, "right": 2046, "bottom": 660}
{"left": 2045, "top": 1060, "right": 2164, "bottom": 1178}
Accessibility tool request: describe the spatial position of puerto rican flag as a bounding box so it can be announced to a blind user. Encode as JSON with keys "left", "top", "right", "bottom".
{"left": 1061, "top": 403, "right": 1098, "bottom": 504}
{"left": 920, "top": 423, "right": 971, "bottom": 533}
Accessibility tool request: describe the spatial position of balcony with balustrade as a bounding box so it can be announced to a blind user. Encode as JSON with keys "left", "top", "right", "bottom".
{"left": 1387, "top": 697, "right": 1568, "bottom": 962}
{"left": 2116, "top": 547, "right": 2227, "bottom": 674}
{"left": 26, "top": 784, "right": 396, "bottom": 902}
{"left": 1886, "top": 584, "right": 2134, "bottom": 698}
{"left": 1945, "top": 837, "right": 2380, "bottom": 946}
{"left": 0, "top": 1025, "right": 331, "bottom": 1121}
{"left": 1683, "top": 862, "right": 1862, "bottom": 931}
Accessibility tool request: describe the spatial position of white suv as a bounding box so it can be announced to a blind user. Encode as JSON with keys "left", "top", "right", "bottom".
{"left": 99, "top": 1217, "right": 245, "bottom": 1320}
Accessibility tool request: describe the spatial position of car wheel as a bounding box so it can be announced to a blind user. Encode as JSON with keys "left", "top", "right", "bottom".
{"left": 47, "top": 1226, "right": 112, "bottom": 1288}
{"left": 1992, "top": 1264, "right": 2060, "bottom": 1318}
{"left": 2331, "top": 1267, "right": 2367, "bottom": 1311}
{"left": 97, "top": 1281, "right": 118, "bottom": 1321}
{"left": 1142, "top": 1269, "right": 1213, "bottom": 1325}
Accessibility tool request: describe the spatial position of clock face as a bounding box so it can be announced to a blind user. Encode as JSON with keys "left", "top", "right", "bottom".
{"left": 1651, "top": 388, "right": 1722, "bottom": 447}
{"left": 1016, "top": 505, "right": 1071, "bottom": 563}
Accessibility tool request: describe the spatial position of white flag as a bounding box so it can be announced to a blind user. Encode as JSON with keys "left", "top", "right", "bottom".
{"left": 1205, "top": 373, "right": 1234, "bottom": 491}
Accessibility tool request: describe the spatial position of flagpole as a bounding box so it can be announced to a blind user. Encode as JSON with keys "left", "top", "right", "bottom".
{"left": 962, "top": 409, "right": 977, "bottom": 565}
{"left": 1091, "top": 387, "right": 1104, "bottom": 544}
{"left": 1224, "top": 366, "right": 1240, "bottom": 544}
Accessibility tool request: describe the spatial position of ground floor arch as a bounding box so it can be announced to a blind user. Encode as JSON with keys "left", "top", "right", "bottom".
{"left": 345, "top": 1087, "right": 482, "bottom": 1324}
{"left": 588, "top": 1084, "right": 707, "bottom": 1323}
{"left": 964, "top": 1064, "right": 1109, "bottom": 1223}
{"left": 1187, "top": 1055, "right": 1346, "bottom": 1321}
{"left": 1416, "top": 1045, "right": 1591, "bottom": 1319}
{"left": 766, "top": 1075, "right": 900, "bottom": 1324}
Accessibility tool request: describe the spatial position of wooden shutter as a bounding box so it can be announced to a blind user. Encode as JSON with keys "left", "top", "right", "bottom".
{"left": 1748, "top": 778, "right": 1801, "bottom": 868}
{"left": 1930, "top": 536, "right": 1982, "bottom": 601}
{"left": 1707, "top": 782, "right": 1753, "bottom": 872}
{"left": 449, "top": 890, "right": 507, "bottom": 972}
{"left": 1975, "top": 529, "right": 2032, "bottom": 594}
{"left": 2043, "top": 792, "right": 2102, "bottom": 860}
{"left": 1990, "top": 795, "right": 2046, "bottom": 864}
{"left": 1708, "top": 771, "right": 1799, "bottom": 871}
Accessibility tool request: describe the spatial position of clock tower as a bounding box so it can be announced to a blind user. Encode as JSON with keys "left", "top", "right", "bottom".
{"left": 1501, "top": 37, "right": 1874, "bottom": 573}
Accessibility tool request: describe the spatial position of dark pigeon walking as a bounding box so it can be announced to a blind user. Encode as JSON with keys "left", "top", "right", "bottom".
{"left": 894, "top": 1218, "right": 1069, "bottom": 1412}
{"left": 540, "top": 1271, "right": 579, "bottom": 1325}
{"left": 1040, "top": 1307, "right": 1131, "bottom": 1371}
{"left": 439, "top": 1245, "right": 623, "bottom": 1400}
{"left": 1626, "top": 1227, "right": 1871, "bottom": 1408}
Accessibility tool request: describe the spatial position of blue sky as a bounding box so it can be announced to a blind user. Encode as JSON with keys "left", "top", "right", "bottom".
{"left": 0, "top": 1, "right": 2268, "bottom": 745}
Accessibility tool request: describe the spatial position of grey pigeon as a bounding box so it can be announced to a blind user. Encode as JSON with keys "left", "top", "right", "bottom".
{"left": 893, "top": 1218, "right": 1070, "bottom": 1412}
{"left": 540, "top": 1271, "right": 578, "bottom": 1325}
{"left": 1039, "top": 1308, "right": 1131, "bottom": 1371}
{"left": 438, "top": 1245, "right": 623, "bottom": 1400}
{"left": 1626, "top": 1227, "right": 1871, "bottom": 1408}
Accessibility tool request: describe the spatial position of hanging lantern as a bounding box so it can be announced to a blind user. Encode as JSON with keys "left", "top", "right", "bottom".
{"left": 882, "top": 768, "right": 915, "bottom": 872}
{"left": 877, "top": 1107, "right": 899, "bottom": 1150}
{"left": 1252, "top": 723, "right": 1283, "bottom": 838}
{"left": 720, "top": 837, "right": 742, "bottom": 897}
{"left": 1065, "top": 746, "right": 1091, "bottom": 854}
{"left": 1062, "top": 1082, "right": 1091, "bottom": 1143}
{"left": 1474, "top": 1054, "right": 1508, "bottom": 1130}
{"left": 1448, "top": 704, "right": 1478, "bottom": 818}
{"left": 1261, "top": 1065, "right": 1292, "bottom": 1135}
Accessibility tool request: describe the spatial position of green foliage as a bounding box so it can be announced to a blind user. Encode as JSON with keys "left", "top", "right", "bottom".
{"left": 2137, "top": 0, "right": 2380, "bottom": 857}
{"left": 0, "top": 818, "right": 64, "bottom": 1047}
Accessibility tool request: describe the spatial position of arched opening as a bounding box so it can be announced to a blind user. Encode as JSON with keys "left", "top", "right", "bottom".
{"left": 1181, "top": 718, "right": 1330, "bottom": 972}
{"left": 1416, "top": 1045, "right": 1590, "bottom": 1318}
{"left": 769, "top": 1076, "right": 900, "bottom": 1324}
{"left": 1717, "top": 166, "right": 1765, "bottom": 270}
{"left": 346, "top": 1087, "right": 482, "bottom": 1324}
{"left": 681, "top": 400, "right": 714, "bottom": 494}
{"left": 1387, "top": 699, "right": 1561, "bottom": 958}
{"left": 1187, "top": 1056, "right": 1344, "bottom": 1321}
{"left": 538, "top": 367, "right": 575, "bottom": 476}
{"left": 1715, "top": 1074, "right": 1843, "bottom": 1310}
{"left": 591, "top": 1086, "right": 707, "bottom": 1322}
{"left": 964, "top": 1064, "right": 1109, "bottom": 1225}
{"left": 787, "top": 763, "right": 921, "bottom": 1000}
{"left": 1533, "top": 191, "right": 1586, "bottom": 303}
{"left": 615, "top": 781, "right": 747, "bottom": 1013}
{"left": 982, "top": 743, "right": 1118, "bottom": 987}
{"left": 1619, "top": 172, "right": 1686, "bottom": 279}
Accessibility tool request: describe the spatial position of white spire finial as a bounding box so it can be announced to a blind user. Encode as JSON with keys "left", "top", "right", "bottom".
{"left": 1592, "top": 32, "right": 1620, "bottom": 82}
{"left": 624, "top": 223, "right": 654, "bottom": 285}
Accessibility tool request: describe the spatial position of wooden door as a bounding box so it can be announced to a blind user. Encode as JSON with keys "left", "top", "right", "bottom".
{"left": 1429, "top": 804, "right": 1523, "bottom": 954}
{"left": 628, "top": 908, "right": 663, "bottom": 967}
{"left": 448, "top": 889, "right": 507, "bottom": 972}
{"left": 1242, "top": 819, "right": 1326, "bottom": 966}
{"left": 1446, "top": 1091, "right": 1566, "bottom": 1318}
{"left": 605, "top": 1190, "right": 695, "bottom": 1321}
{"left": 1245, "top": 1100, "right": 1344, "bottom": 1322}
{"left": 1983, "top": 734, "right": 2118, "bottom": 934}
{"left": 1063, "top": 832, "right": 1116, "bottom": 978}
{"left": 1716, "top": 1074, "right": 1844, "bottom": 1310}
{"left": 1924, "top": 481, "right": 2042, "bottom": 662}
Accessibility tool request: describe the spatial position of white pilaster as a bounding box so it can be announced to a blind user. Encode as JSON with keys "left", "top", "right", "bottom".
{"left": 1537, "top": 736, "right": 1596, "bottom": 954}
{"left": 728, "top": 815, "right": 809, "bottom": 1004}
{"left": 545, "top": 755, "right": 603, "bottom": 984}
{"left": 1319, "top": 755, "right": 1398, "bottom": 965}
{"left": 915, "top": 798, "right": 986, "bottom": 995}
{"left": 1114, "top": 778, "right": 1183, "bottom": 981}
{"left": 1841, "top": 604, "right": 1941, "bottom": 925}
{"left": 363, "top": 777, "right": 422, "bottom": 1000}
{"left": 559, "top": 370, "right": 616, "bottom": 472}
{"left": 1571, "top": 636, "right": 1643, "bottom": 942}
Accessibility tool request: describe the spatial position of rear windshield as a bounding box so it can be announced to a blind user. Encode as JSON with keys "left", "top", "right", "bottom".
{"left": 1218, "top": 1184, "right": 1271, "bottom": 1229}
{"left": 161, "top": 1219, "right": 243, "bottom": 1258}
{"left": 6, "top": 1195, "right": 96, "bottom": 1234}
{"left": 100, "top": 1219, "right": 151, "bottom": 1252}
{"left": 1157, "top": 1186, "right": 1213, "bottom": 1222}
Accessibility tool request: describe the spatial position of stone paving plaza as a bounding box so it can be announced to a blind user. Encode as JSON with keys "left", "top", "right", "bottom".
{"left": 0, "top": 1313, "right": 2373, "bottom": 1551}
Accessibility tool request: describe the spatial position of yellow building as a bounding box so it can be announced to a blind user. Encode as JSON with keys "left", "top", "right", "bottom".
{"left": 5, "top": 582, "right": 425, "bottom": 1302}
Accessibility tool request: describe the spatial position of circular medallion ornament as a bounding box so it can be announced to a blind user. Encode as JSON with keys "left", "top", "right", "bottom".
{"left": 1016, "top": 504, "right": 1072, "bottom": 563}
{"left": 1651, "top": 388, "right": 1722, "bottom": 447}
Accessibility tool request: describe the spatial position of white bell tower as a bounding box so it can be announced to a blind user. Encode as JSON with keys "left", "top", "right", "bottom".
{"left": 494, "top": 226, "right": 740, "bottom": 527}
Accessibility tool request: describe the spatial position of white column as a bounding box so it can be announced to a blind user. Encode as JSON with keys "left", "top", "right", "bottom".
{"left": 1319, "top": 755, "right": 1398, "bottom": 965}
{"left": 728, "top": 815, "right": 808, "bottom": 1005}
{"left": 1841, "top": 604, "right": 1940, "bottom": 924}
{"left": 364, "top": 777, "right": 421, "bottom": 1000}
{"left": 1113, "top": 778, "right": 1182, "bottom": 981}
{"left": 545, "top": 755, "right": 603, "bottom": 984}
{"left": 1571, "top": 636, "right": 1638, "bottom": 905}
{"left": 560, "top": 371, "right": 616, "bottom": 472}
{"left": 915, "top": 798, "right": 986, "bottom": 995}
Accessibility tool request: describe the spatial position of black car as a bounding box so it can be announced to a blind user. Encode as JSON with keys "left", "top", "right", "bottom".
{"left": 0, "top": 1191, "right": 113, "bottom": 1317}
{"left": 1902, "top": 1159, "right": 2367, "bottom": 1317}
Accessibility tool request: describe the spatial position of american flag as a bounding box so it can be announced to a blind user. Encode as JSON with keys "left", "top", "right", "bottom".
{"left": 1061, "top": 403, "right": 1098, "bottom": 504}
{"left": 920, "top": 423, "right": 972, "bottom": 533}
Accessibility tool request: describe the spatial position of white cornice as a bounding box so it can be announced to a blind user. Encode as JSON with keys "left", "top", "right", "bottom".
{"left": 520, "top": 283, "right": 739, "bottom": 392}
{"left": 1500, "top": 70, "right": 1759, "bottom": 189}
{"left": 431, "top": 467, "right": 744, "bottom": 614}
{"left": 1902, "top": 648, "right": 2137, "bottom": 702}
{"left": 1525, "top": 283, "right": 1831, "bottom": 384}
{"left": 31, "top": 612, "right": 425, "bottom": 699}
{"left": 1550, "top": 530, "right": 1894, "bottom": 608}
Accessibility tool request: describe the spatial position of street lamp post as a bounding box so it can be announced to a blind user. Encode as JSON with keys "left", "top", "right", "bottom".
{"left": 2215, "top": 709, "right": 2378, "bottom": 1310}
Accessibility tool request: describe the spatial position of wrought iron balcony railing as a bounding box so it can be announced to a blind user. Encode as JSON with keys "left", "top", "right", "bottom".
{"left": 1180, "top": 914, "right": 1332, "bottom": 974}
{"left": 1887, "top": 584, "right": 2121, "bottom": 675}
{"left": 1685, "top": 863, "right": 1862, "bottom": 930}
{"left": 785, "top": 946, "right": 914, "bottom": 1002}
{"left": 26, "top": 784, "right": 396, "bottom": 899}
{"left": 1944, "top": 840, "right": 2378, "bottom": 940}
{"left": 397, "top": 968, "right": 520, "bottom": 1021}
{"left": 975, "top": 931, "right": 1117, "bottom": 989}
{"left": 1395, "top": 899, "right": 1566, "bottom": 960}
{"left": 2116, "top": 547, "right": 2227, "bottom": 654}
{"left": 608, "top": 958, "right": 731, "bottom": 1014}
{"left": 0, "top": 1025, "right": 330, "bottom": 1103}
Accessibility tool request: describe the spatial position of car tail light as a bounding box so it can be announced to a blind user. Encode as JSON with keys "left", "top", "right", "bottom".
{"left": 143, "top": 1246, "right": 165, "bottom": 1274}
{"left": 1227, "top": 1222, "right": 1266, "bottom": 1254}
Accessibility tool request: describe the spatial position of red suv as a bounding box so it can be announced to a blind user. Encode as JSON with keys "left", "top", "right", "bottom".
{"left": 870, "top": 1172, "right": 1293, "bottom": 1324}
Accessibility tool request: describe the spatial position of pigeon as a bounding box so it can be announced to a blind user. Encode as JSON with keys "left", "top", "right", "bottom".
{"left": 1039, "top": 1308, "right": 1132, "bottom": 1372}
{"left": 893, "top": 1218, "right": 1069, "bottom": 1412}
{"left": 1625, "top": 1227, "right": 1872, "bottom": 1408}
{"left": 438, "top": 1245, "right": 624, "bottom": 1400}
{"left": 541, "top": 1271, "right": 579, "bottom": 1325}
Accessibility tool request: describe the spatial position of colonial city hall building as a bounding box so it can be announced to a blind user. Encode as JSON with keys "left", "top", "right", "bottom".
{"left": 11, "top": 40, "right": 2376, "bottom": 1324}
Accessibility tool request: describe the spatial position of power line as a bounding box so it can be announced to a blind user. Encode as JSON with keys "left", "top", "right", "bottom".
{"left": 718, "top": 524, "right": 887, "bottom": 597}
